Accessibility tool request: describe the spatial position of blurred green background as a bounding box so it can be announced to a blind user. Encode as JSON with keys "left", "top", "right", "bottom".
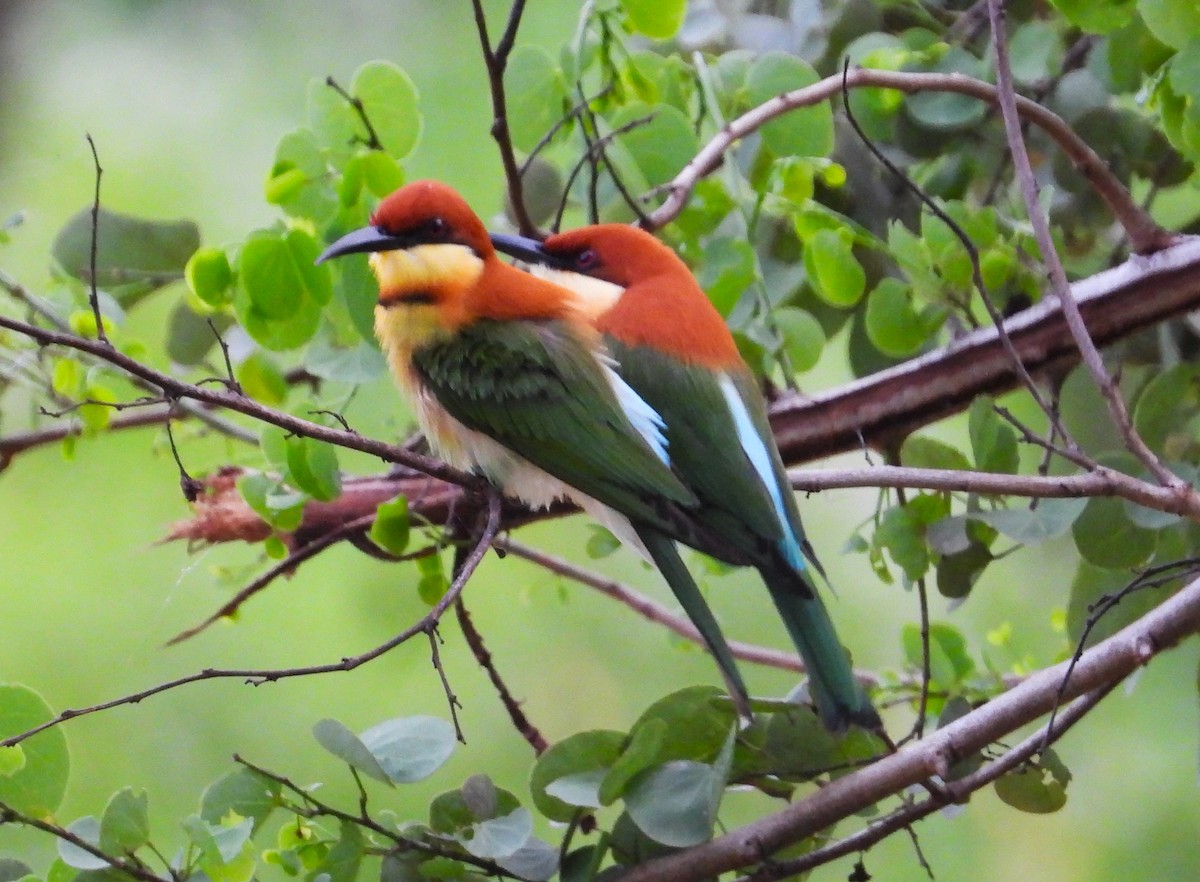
{"left": 0, "top": 2, "right": 1196, "bottom": 879}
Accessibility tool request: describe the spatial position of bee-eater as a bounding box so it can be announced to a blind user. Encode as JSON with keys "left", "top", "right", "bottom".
{"left": 490, "top": 224, "right": 880, "bottom": 732}
{"left": 316, "top": 180, "right": 758, "bottom": 713}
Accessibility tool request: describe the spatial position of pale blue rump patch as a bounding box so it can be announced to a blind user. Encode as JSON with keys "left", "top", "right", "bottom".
{"left": 717, "top": 373, "right": 806, "bottom": 570}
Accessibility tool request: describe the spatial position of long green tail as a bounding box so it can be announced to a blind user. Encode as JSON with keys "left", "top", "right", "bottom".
{"left": 636, "top": 526, "right": 751, "bottom": 715}
{"left": 760, "top": 566, "right": 881, "bottom": 732}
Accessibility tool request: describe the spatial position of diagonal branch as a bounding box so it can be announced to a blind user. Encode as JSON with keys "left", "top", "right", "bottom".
{"left": 643, "top": 68, "right": 1175, "bottom": 254}
{"left": 617, "top": 573, "right": 1200, "bottom": 882}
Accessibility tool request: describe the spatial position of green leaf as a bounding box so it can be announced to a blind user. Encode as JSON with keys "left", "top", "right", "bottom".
{"left": 626, "top": 687, "right": 736, "bottom": 765}
{"left": 1071, "top": 496, "right": 1157, "bottom": 569}
{"left": 186, "top": 246, "right": 234, "bottom": 308}
{"left": 0, "top": 745, "right": 24, "bottom": 777}
{"left": 312, "top": 718, "right": 393, "bottom": 785}
{"left": 900, "top": 435, "right": 971, "bottom": 471}
{"left": 266, "top": 128, "right": 337, "bottom": 221}
{"left": 495, "top": 838, "right": 558, "bottom": 882}
{"left": 803, "top": 229, "right": 865, "bottom": 307}
{"left": 968, "top": 397, "right": 1019, "bottom": 473}
{"left": 905, "top": 47, "right": 989, "bottom": 131}
{"left": 773, "top": 307, "right": 825, "bottom": 372}
{"left": 695, "top": 238, "right": 755, "bottom": 316}
{"left": 624, "top": 761, "right": 719, "bottom": 847}
{"left": 200, "top": 768, "right": 281, "bottom": 832}
{"left": 357, "top": 150, "right": 406, "bottom": 198}
{"left": 285, "top": 435, "right": 342, "bottom": 502}
{"left": 417, "top": 553, "right": 448, "bottom": 605}
{"left": 874, "top": 505, "right": 929, "bottom": 581}
{"left": 57, "top": 817, "right": 108, "bottom": 870}
{"left": 235, "top": 351, "right": 287, "bottom": 406}
{"left": 311, "top": 820, "right": 362, "bottom": 882}
{"left": 99, "top": 787, "right": 149, "bottom": 854}
{"left": 599, "top": 719, "right": 666, "bottom": 805}
{"left": 305, "top": 336, "right": 386, "bottom": 384}
{"left": 184, "top": 815, "right": 255, "bottom": 882}
{"left": 608, "top": 103, "right": 698, "bottom": 188}
{"left": 618, "top": 0, "right": 685, "bottom": 39}
{"left": 359, "top": 716, "right": 457, "bottom": 784}
{"left": 1132, "top": 363, "right": 1200, "bottom": 455}
{"left": 544, "top": 769, "right": 606, "bottom": 809}
{"left": 1138, "top": 0, "right": 1200, "bottom": 50}
{"left": 969, "top": 498, "right": 1087, "bottom": 544}
{"left": 745, "top": 52, "right": 833, "bottom": 158}
{"left": 462, "top": 808, "right": 533, "bottom": 860}
{"left": 902, "top": 622, "right": 974, "bottom": 688}
{"left": 585, "top": 525, "right": 621, "bottom": 559}
{"left": 865, "top": 278, "right": 942, "bottom": 357}
{"left": 936, "top": 532, "right": 994, "bottom": 600}
{"left": 505, "top": 46, "right": 565, "bottom": 153}
{"left": 235, "top": 231, "right": 328, "bottom": 351}
{"left": 0, "top": 684, "right": 70, "bottom": 816}
{"left": 1050, "top": 0, "right": 1135, "bottom": 33}
{"left": 0, "top": 860, "right": 33, "bottom": 882}
{"left": 369, "top": 495, "right": 410, "bottom": 556}
{"left": 350, "top": 61, "right": 422, "bottom": 159}
{"left": 52, "top": 207, "right": 198, "bottom": 293}
{"left": 995, "top": 757, "right": 1070, "bottom": 813}
{"left": 166, "top": 303, "right": 230, "bottom": 366}
{"left": 530, "top": 730, "right": 626, "bottom": 822}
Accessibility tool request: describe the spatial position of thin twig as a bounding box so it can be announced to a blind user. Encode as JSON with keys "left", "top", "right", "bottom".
{"left": 985, "top": 0, "right": 1192, "bottom": 503}
{"left": 619, "top": 574, "right": 1200, "bottom": 882}
{"left": 839, "top": 61, "right": 1071, "bottom": 447}
{"left": 0, "top": 801, "right": 167, "bottom": 882}
{"left": 84, "top": 133, "right": 110, "bottom": 346}
{"left": 0, "top": 312, "right": 471, "bottom": 485}
{"left": 3, "top": 495, "right": 501, "bottom": 749}
{"left": 324, "top": 76, "right": 384, "bottom": 151}
{"left": 232, "top": 755, "right": 513, "bottom": 876}
{"left": 740, "top": 682, "right": 1115, "bottom": 881}
{"left": 455, "top": 596, "right": 548, "bottom": 754}
{"left": 166, "top": 513, "right": 378, "bottom": 645}
{"left": 472, "top": 0, "right": 536, "bottom": 235}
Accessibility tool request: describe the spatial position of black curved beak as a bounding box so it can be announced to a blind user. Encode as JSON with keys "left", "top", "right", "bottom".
{"left": 489, "top": 232, "right": 572, "bottom": 270}
{"left": 316, "top": 226, "right": 412, "bottom": 264}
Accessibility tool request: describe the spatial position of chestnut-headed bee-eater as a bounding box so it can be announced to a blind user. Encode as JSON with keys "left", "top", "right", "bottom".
{"left": 317, "top": 180, "right": 758, "bottom": 714}
{"left": 490, "top": 224, "right": 879, "bottom": 732}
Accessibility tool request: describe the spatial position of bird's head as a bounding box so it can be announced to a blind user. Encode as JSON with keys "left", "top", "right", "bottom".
{"left": 491, "top": 224, "right": 688, "bottom": 287}
{"left": 491, "top": 224, "right": 741, "bottom": 367}
{"left": 318, "top": 180, "right": 515, "bottom": 364}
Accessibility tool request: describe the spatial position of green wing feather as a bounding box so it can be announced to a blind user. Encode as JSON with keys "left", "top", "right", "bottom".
{"left": 608, "top": 338, "right": 879, "bottom": 731}
{"left": 411, "top": 319, "right": 696, "bottom": 524}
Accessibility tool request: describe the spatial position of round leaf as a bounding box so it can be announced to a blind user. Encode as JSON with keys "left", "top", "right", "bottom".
{"left": 350, "top": 61, "right": 422, "bottom": 159}
{"left": 1071, "top": 496, "right": 1157, "bottom": 569}
{"left": 505, "top": 46, "right": 565, "bottom": 153}
{"left": 745, "top": 52, "right": 833, "bottom": 157}
{"left": 186, "top": 247, "right": 234, "bottom": 308}
{"left": 608, "top": 103, "right": 698, "bottom": 188}
{"left": 359, "top": 715, "right": 457, "bottom": 784}
{"left": 0, "top": 684, "right": 69, "bottom": 817}
{"left": 619, "top": 0, "right": 685, "bottom": 39}
{"left": 530, "top": 730, "right": 625, "bottom": 822}
{"left": 624, "top": 761, "right": 719, "bottom": 848}
{"left": 803, "top": 229, "right": 865, "bottom": 307}
{"left": 774, "top": 306, "right": 824, "bottom": 372}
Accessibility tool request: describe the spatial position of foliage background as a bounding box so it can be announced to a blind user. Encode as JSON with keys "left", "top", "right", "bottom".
{"left": 0, "top": 1, "right": 1196, "bottom": 880}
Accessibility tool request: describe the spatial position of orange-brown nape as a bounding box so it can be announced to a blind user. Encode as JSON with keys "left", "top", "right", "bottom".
{"left": 542, "top": 225, "right": 742, "bottom": 369}
{"left": 367, "top": 180, "right": 579, "bottom": 326}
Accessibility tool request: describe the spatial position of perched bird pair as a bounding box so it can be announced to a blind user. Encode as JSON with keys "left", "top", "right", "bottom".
{"left": 318, "top": 180, "right": 878, "bottom": 732}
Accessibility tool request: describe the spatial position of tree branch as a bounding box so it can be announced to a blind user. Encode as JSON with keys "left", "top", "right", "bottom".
{"left": 644, "top": 68, "right": 1174, "bottom": 253}
{"left": 618, "top": 574, "right": 1200, "bottom": 882}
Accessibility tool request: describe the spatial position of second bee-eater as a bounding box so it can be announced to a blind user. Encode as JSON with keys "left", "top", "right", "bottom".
{"left": 490, "top": 224, "right": 880, "bottom": 732}
{"left": 317, "top": 180, "right": 759, "bottom": 713}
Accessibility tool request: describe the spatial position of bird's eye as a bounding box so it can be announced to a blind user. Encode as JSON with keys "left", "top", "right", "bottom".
{"left": 427, "top": 217, "right": 448, "bottom": 238}
{"left": 575, "top": 249, "right": 599, "bottom": 270}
